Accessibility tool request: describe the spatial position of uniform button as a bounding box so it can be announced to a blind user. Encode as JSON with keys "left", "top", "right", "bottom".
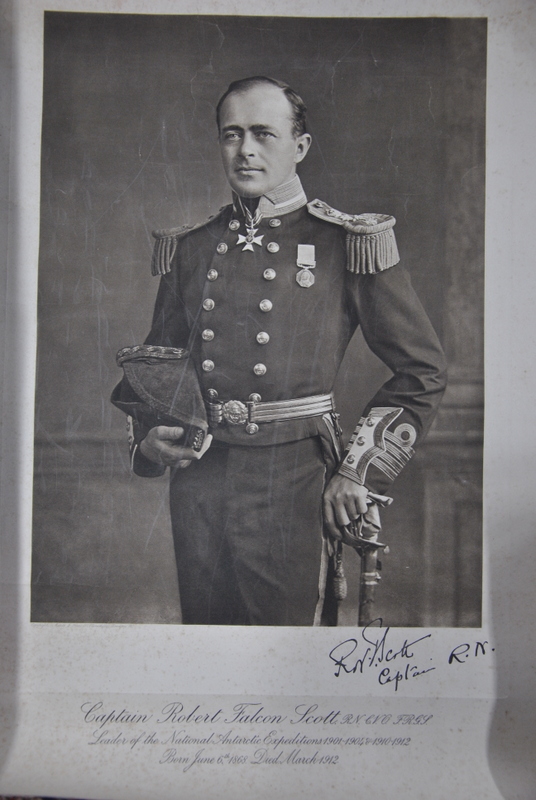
{"left": 246, "top": 423, "right": 259, "bottom": 435}
{"left": 216, "top": 242, "right": 228, "bottom": 254}
{"left": 206, "top": 388, "right": 219, "bottom": 400}
{"left": 356, "top": 436, "right": 366, "bottom": 446}
{"left": 207, "top": 269, "right": 218, "bottom": 281}
{"left": 203, "top": 298, "right": 215, "bottom": 311}
{"left": 259, "top": 299, "right": 273, "bottom": 312}
{"left": 229, "top": 219, "right": 240, "bottom": 231}
{"left": 202, "top": 329, "right": 215, "bottom": 341}
{"left": 253, "top": 363, "right": 267, "bottom": 376}
{"left": 263, "top": 269, "right": 276, "bottom": 281}
{"left": 366, "top": 417, "right": 375, "bottom": 427}
{"left": 256, "top": 331, "right": 270, "bottom": 345}
{"left": 249, "top": 393, "right": 262, "bottom": 402}
{"left": 269, "top": 218, "right": 281, "bottom": 228}
{"left": 202, "top": 360, "right": 215, "bottom": 372}
{"left": 267, "top": 242, "right": 280, "bottom": 253}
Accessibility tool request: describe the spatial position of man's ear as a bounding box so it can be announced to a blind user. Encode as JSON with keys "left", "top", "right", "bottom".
{"left": 294, "top": 133, "right": 312, "bottom": 164}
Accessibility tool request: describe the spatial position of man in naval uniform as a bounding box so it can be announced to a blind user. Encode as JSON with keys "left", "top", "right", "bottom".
{"left": 121, "top": 76, "right": 447, "bottom": 626}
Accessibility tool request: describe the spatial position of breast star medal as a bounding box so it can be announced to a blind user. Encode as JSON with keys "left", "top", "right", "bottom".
{"left": 236, "top": 206, "right": 264, "bottom": 252}
{"left": 237, "top": 228, "right": 264, "bottom": 251}
{"left": 296, "top": 244, "right": 316, "bottom": 287}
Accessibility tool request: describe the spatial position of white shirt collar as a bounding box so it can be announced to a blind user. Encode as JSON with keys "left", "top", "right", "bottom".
{"left": 233, "top": 175, "right": 308, "bottom": 219}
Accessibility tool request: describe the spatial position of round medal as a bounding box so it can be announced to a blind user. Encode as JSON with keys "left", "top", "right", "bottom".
{"left": 296, "top": 268, "right": 315, "bottom": 288}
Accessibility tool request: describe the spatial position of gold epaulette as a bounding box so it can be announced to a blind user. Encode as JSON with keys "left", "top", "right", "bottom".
{"left": 151, "top": 225, "right": 189, "bottom": 276}
{"left": 151, "top": 220, "right": 208, "bottom": 277}
{"left": 307, "top": 199, "right": 400, "bottom": 275}
{"left": 151, "top": 205, "right": 232, "bottom": 276}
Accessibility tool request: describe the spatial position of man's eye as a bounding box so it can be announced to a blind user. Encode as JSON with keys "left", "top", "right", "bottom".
{"left": 256, "top": 131, "right": 274, "bottom": 139}
{"left": 224, "top": 132, "right": 240, "bottom": 141}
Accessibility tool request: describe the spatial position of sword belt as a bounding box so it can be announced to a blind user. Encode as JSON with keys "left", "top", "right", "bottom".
{"left": 206, "top": 392, "right": 335, "bottom": 427}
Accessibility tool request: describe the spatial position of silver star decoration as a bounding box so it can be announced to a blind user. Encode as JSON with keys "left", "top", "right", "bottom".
{"left": 237, "top": 229, "right": 264, "bottom": 252}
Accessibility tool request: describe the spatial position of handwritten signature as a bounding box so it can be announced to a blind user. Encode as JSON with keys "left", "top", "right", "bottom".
{"left": 328, "top": 619, "right": 435, "bottom": 691}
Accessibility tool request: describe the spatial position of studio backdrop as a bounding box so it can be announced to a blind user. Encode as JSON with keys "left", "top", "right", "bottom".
{"left": 32, "top": 13, "right": 485, "bottom": 626}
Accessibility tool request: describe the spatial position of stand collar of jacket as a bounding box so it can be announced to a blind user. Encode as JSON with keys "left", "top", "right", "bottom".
{"left": 232, "top": 175, "right": 308, "bottom": 219}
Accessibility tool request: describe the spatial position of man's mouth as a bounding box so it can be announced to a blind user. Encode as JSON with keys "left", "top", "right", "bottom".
{"left": 236, "top": 166, "right": 263, "bottom": 174}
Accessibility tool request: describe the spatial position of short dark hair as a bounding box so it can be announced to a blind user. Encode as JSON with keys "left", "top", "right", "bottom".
{"left": 216, "top": 76, "right": 307, "bottom": 138}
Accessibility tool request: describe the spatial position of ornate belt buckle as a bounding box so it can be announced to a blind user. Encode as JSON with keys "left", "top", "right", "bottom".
{"left": 222, "top": 399, "right": 248, "bottom": 425}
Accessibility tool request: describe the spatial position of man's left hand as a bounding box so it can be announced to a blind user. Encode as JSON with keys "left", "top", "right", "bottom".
{"left": 323, "top": 474, "right": 369, "bottom": 540}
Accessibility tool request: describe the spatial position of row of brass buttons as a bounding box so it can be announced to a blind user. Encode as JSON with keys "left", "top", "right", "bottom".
{"left": 228, "top": 218, "right": 281, "bottom": 230}
{"left": 201, "top": 291, "right": 271, "bottom": 374}
{"left": 216, "top": 241, "right": 280, "bottom": 255}
{"left": 201, "top": 329, "right": 271, "bottom": 344}
{"left": 202, "top": 298, "right": 273, "bottom": 313}
{"left": 206, "top": 268, "right": 276, "bottom": 282}
{"left": 201, "top": 330, "right": 270, "bottom": 344}
{"left": 201, "top": 216, "right": 282, "bottom": 389}
{"left": 201, "top": 360, "right": 267, "bottom": 374}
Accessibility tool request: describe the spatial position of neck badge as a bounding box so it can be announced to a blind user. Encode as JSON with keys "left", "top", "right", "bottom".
{"left": 236, "top": 206, "right": 264, "bottom": 252}
{"left": 296, "top": 244, "right": 316, "bottom": 287}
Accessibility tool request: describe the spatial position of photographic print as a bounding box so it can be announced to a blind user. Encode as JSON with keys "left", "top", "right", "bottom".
{"left": 31, "top": 13, "right": 485, "bottom": 628}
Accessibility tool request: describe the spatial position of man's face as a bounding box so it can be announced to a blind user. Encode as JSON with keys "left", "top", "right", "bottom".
{"left": 218, "top": 84, "right": 311, "bottom": 198}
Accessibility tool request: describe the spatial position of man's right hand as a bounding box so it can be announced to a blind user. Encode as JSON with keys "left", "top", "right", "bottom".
{"left": 139, "top": 426, "right": 212, "bottom": 468}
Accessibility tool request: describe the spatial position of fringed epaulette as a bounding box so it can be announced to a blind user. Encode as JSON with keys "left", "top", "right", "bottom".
{"left": 151, "top": 214, "right": 218, "bottom": 276}
{"left": 307, "top": 199, "right": 400, "bottom": 275}
{"left": 151, "top": 225, "right": 195, "bottom": 277}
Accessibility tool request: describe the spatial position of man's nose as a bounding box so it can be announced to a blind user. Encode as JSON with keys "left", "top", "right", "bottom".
{"left": 237, "top": 132, "right": 256, "bottom": 158}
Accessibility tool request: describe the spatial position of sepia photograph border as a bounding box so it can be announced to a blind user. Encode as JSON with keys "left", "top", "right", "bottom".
{"left": 1, "top": 1, "right": 535, "bottom": 797}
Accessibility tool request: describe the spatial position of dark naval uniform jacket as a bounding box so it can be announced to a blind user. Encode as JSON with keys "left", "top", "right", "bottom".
{"left": 122, "top": 175, "right": 447, "bottom": 625}
{"left": 133, "top": 175, "right": 447, "bottom": 495}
